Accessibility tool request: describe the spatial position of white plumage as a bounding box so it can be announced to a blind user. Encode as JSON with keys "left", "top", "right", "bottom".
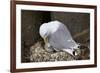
{"left": 39, "top": 20, "right": 80, "bottom": 55}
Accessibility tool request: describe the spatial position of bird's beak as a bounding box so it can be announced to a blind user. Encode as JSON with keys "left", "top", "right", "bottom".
{"left": 44, "top": 37, "right": 48, "bottom": 45}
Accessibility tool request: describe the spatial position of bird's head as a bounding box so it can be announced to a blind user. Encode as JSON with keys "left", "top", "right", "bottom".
{"left": 39, "top": 23, "right": 50, "bottom": 39}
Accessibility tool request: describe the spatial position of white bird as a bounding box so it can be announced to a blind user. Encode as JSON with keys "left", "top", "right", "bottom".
{"left": 39, "top": 20, "right": 80, "bottom": 56}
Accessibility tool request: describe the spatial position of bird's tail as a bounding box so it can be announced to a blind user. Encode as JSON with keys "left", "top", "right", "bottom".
{"left": 62, "top": 48, "right": 74, "bottom": 56}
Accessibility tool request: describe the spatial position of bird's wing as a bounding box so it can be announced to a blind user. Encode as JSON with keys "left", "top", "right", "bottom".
{"left": 48, "top": 24, "right": 77, "bottom": 50}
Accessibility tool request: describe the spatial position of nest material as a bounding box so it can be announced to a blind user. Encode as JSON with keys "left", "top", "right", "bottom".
{"left": 30, "top": 41, "right": 75, "bottom": 62}
{"left": 22, "top": 40, "right": 89, "bottom": 62}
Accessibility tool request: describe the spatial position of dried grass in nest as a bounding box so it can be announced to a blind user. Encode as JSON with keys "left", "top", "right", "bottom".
{"left": 29, "top": 40, "right": 75, "bottom": 62}
{"left": 22, "top": 40, "right": 89, "bottom": 62}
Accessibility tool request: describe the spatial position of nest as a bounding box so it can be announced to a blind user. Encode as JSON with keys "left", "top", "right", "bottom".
{"left": 29, "top": 41, "right": 75, "bottom": 62}
{"left": 22, "top": 40, "right": 90, "bottom": 63}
